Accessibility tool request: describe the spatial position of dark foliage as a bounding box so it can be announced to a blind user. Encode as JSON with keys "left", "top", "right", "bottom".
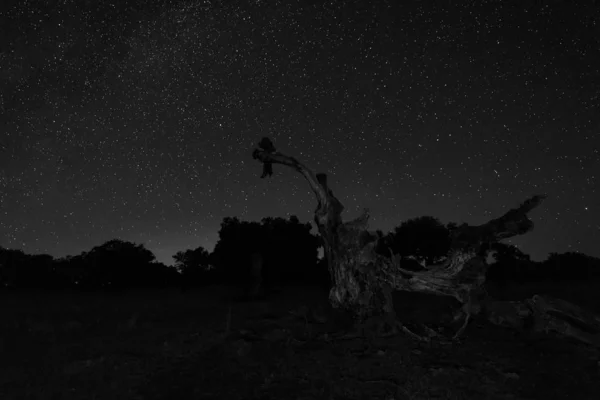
{"left": 0, "top": 240, "right": 180, "bottom": 290}
{"left": 1, "top": 209, "right": 599, "bottom": 291}
{"left": 207, "top": 214, "right": 323, "bottom": 288}
{"left": 173, "top": 246, "right": 214, "bottom": 290}
{"left": 387, "top": 216, "right": 453, "bottom": 264}
{"left": 0, "top": 248, "right": 57, "bottom": 288}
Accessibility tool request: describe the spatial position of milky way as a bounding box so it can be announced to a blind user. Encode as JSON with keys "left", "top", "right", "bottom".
{"left": 1, "top": 0, "right": 598, "bottom": 265}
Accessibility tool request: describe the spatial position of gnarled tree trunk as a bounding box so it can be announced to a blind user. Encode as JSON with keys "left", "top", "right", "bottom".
{"left": 252, "top": 137, "right": 600, "bottom": 347}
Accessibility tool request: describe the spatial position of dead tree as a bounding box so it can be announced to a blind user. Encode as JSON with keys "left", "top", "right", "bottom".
{"left": 252, "top": 137, "right": 600, "bottom": 347}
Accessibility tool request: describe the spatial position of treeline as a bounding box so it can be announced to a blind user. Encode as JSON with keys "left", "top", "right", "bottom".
{"left": 1, "top": 214, "right": 599, "bottom": 291}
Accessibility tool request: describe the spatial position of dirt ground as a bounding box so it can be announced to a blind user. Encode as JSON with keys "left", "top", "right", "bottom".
{"left": 1, "top": 284, "right": 599, "bottom": 400}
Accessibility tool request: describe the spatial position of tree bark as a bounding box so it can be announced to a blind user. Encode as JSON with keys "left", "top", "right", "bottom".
{"left": 252, "top": 137, "right": 600, "bottom": 347}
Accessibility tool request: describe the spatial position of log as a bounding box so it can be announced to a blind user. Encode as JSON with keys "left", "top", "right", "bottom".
{"left": 485, "top": 295, "right": 600, "bottom": 347}
{"left": 252, "top": 137, "right": 600, "bottom": 347}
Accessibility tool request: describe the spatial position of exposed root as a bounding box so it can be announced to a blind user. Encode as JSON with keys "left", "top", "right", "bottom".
{"left": 452, "top": 313, "right": 471, "bottom": 340}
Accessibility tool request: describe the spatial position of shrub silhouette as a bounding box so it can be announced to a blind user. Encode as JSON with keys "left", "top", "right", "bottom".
{"left": 2, "top": 214, "right": 599, "bottom": 291}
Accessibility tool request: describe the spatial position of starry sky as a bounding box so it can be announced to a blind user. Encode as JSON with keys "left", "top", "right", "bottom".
{"left": 1, "top": 0, "right": 598, "bottom": 266}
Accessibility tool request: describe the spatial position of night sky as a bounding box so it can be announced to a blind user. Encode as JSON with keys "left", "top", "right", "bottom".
{"left": 1, "top": 1, "right": 598, "bottom": 266}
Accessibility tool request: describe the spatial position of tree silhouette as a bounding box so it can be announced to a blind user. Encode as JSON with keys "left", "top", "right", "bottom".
{"left": 207, "top": 214, "right": 322, "bottom": 294}
{"left": 481, "top": 242, "right": 534, "bottom": 298}
{"left": 0, "top": 247, "right": 27, "bottom": 288}
{"left": 210, "top": 217, "right": 265, "bottom": 286}
{"left": 53, "top": 254, "right": 90, "bottom": 288}
{"left": 173, "top": 246, "right": 213, "bottom": 288}
{"left": 142, "top": 261, "right": 181, "bottom": 288}
{"left": 260, "top": 215, "right": 320, "bottom": 285}
{"left": 542, "top": 251, "right": 600, "bottom": 281}
{"left": 389, "top": 216, "right": 453, "bottom": 265}
{"left": 0, "top": 248, "right": 57, "bottom": 288}
{"left": 21, "top": 254, "right": 56, "bottom": 288}
{"left": 78, "top": 239, "right": 157, "bottom": 289}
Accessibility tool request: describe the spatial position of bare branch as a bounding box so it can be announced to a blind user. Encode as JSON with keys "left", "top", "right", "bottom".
{"left": 253, "top": 141, "right": 327, "bottom": 205}
{"left": 252, "top": 138, "right": 344, "bottom": 227}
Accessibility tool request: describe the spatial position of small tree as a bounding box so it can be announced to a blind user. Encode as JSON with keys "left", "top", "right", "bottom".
{"left": 173, "top": 246, "right": 213, "bottom": 287}
{"left": 389, "top": 215, "right": 453, "bottom": 265}
{"left": 80, "top": 239, "right": 156, "bottom": 289}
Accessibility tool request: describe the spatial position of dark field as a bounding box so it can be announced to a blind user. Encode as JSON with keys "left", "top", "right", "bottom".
{"left": 1, "top": 282, "right": 599, "bottom": 400}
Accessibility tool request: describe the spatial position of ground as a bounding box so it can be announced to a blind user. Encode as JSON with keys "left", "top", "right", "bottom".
{"left": 1, "top": 283, "right": 599, "bottom": 400}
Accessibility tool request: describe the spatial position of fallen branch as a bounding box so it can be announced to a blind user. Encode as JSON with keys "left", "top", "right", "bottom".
{"left": 486, "top": 295, "right": 600, "bottom": 347}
